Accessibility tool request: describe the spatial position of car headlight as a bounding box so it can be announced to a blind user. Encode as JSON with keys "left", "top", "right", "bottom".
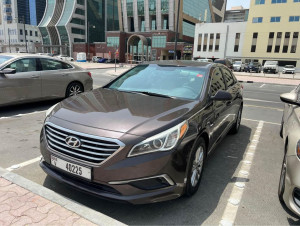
{"left": 128, "top": 121, "right": 189, "bottom": 157}
{"left": 45, "top": 103, "right": 58, "bottom": 117}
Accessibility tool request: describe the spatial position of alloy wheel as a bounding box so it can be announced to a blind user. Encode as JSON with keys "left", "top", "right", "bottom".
{"left": 69, "top": 84, "right": 82, "bottom": 96}
{"left": 191, "top": 146, "right": 204, "bottom": 187}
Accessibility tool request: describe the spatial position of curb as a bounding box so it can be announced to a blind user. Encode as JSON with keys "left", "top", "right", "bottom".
{"left": 0, "top": 166, "right": 126, "bottom": 226}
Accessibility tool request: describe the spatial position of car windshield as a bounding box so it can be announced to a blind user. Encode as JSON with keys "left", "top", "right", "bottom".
{"left": 265, "top": 61, "right": 277, "bottom": 65}
{"left": 106, "top": 64, "right": 207, "bottom": 100}
{"left": 285, "top": 65, "right": 294, "bottom": 68}
{"left": 0, "top": 56, "right": 13, "bottom": 64}
{"left": 234, "top": 61, "right": 242, "bottom": 65}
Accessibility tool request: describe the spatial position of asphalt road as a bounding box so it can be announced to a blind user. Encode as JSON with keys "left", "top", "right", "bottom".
{"left": 0, "top": 69, "right": 299, "bottom": 225}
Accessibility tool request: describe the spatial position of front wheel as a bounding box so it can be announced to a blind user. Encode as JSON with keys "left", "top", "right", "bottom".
{"left": 185, "top": 138, "right": 206, "bottom": 197}
{"left": 66, "top": 82, "right": 84, "bottom": 97}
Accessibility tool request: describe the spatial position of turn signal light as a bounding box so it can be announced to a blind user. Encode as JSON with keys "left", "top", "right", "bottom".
{"left": 87, "top": 72, "right": 92, "bottom": 77}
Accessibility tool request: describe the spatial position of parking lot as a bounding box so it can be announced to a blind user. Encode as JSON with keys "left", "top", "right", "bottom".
{"left": 1, "top": 68, "right": 300, "bottom": 225}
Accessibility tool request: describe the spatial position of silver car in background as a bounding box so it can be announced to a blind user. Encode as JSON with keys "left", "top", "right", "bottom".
{"left": 279, "top": 85, "right": 300, "bottom": 217}
{"left": 0, "top": 54, "right": 93, "bottom": 107}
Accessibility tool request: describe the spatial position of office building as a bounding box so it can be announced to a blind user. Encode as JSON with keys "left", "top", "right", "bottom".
{"left": 39, "top": 0, "right": 119, "bottom": 56}
{"left": 0, "top": 0, "right": 43, "bottom": 53}
{"left": 224, "top": 6, "right": 249, "bottom": 22}
{"left": 242, "top": 0, "right": 300, "bottom": 66}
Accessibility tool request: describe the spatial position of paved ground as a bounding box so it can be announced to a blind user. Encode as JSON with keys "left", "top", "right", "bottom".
{"left": 1, "top": 68, "right": 300, "bottom": 225}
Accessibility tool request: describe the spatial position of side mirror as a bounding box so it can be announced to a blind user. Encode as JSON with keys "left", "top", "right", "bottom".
{"left": 280, "top": 92, "right": 298, "bottom": 105}
{"left": 211, "top": 90, "right": 232, "bottom": 101}
{"left": 0, "top": 68, "right": 16, "bottom": 75}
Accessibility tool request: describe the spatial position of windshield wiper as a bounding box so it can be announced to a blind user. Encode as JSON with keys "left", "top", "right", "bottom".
{"left": 135, "top": 91, "right": 174, "bottom": 98}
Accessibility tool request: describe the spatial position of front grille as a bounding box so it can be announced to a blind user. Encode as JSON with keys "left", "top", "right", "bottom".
{"left": 45, "top": 123, "right": 122, "bottom": 164}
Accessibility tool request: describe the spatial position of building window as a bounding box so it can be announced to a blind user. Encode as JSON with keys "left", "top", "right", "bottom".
{"left": 203, "top": 33, "right": 208, "bottom": 51}
{"left": 151, "top": 19, "right": 156, "bottom": 30}
{"left": 294, "top": 0, "right": 300, "bottom": 2}
{"left": 267, "top": 32, "right": 274, "bottom": 52}
{"left": 291, "top": 32, "right": 299, "bottom": 53}
{"left": 30, "top": 30, "right": 32, "bottom": 36}
{"left": 209, "top": 34, "right": 214, "bottom": 52}
{"left": 71, "top": 28, "right": 85, "bottom": 35}
{"left": 25, "top": 30, "right": 28, "bottom": 36}
{"left": 197, "top": 34, "right": 202, "bottom": 51}
{"left": 270, "top": 17, "right": 281, "bottom": 22}
{"left": 215, "top": 33, "right": 220, "bottom": 52}
{"left": 234, "top": 33, "right": 240, "bottom": 52}
{"left": 161, "top": 0, "right": 169, "bottom": 14}
{"left": 255, "top": 0, "right": 265, "bottom": 4}
{"left": 272, "top": 0, "right": 287, "bottom": 3}
{"left": 107, "top": 37, "right": 120, "bottom": 47}
{"left": 20, "top": 29, "right": 23, "bottom": 35}
{"left": 71, "top": 18, "right": 85, "bottom": 25}
{"left": 74, "top": 38, "right": 85, "bottom": 42}
{"left": 289, "top": 16, "right": 300, "bottom": 22}
{"left": 282, "top": 32, "right": 290, "bottom": 53}
{"left": 137, "top": 0, "right": 144, "bottom": 16}
{"left": 251, "top": 33, "right": 258, "bottom": 52}
{"left": 77, "top": 0, "right": 84, "bottom": 5}
{"left": 152, "top": 36, "right": 166, "bottom": 48}
{"left": 20, "top": 39, "right": 23, "bottom": 42}
{"left": 75, "top": 8, "right": 85, "bottom": 16}
{"left": 252, "top": 17, "right": 263, "bottom": 23}
{"left": 149, "top": 0, "right": 156, "bottom": 15}
{"left": 274, "top": 32, "right": 282, "bottom": 53}
{"left": 35, "top": 31, "right": 38, "bottom": 37}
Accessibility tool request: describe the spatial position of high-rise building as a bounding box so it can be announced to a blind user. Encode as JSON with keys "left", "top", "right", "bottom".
{"left": 39, "top": 0, "right": 119, "bottom": 56}
{"left": 0, "top": 0, "right": 43, "bottom": 53}
{"left": 225, "top": 7, "right": 249, "bottom": 22}
{"left": 210, "top": 0, "right": 227, "bottom": 22}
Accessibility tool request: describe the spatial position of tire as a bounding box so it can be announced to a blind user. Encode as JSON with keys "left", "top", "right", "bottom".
{"left": 66, "top": 82, "right": 84, "bottom": 98}
{"left": 278, "top": 149, "right": 287, "bottom": 203}
{"left": 185, "top": 137, "right": 206, "bottom": 197}
{"left": 230, "top": 105, "right": 243, "bottom": 134}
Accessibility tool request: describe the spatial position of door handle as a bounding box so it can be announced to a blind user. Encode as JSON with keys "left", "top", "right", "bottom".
{"left": 62, "top": 74, "right": 68, "bottom": 77}
{"left": 31, "top": 75, "right": 40, "bottom": 78}
{"left": 226, "top": 101, "right": 232, "bottom": 106}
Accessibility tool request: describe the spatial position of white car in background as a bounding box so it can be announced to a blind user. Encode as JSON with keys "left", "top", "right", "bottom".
{"left": 233, "top": 61, "right": 245, "bottom": 72}
{"left": 282, "top": 65, "right": 295, "bottom": 74}
{"left": 56, "top": 55, "right": 74, "bottom": 62}
{"left": 263, "top": 61, "right": 279, "bottom": 74}
{"left": 196, "top": 58, "right": 213, "bottom": 63}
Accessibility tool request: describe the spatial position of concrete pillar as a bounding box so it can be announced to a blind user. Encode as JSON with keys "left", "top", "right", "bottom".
{"left": 156, "top": 0, "right": 162, "bottom": 30}
{"left": 144, "top": 0, "right": 150, "bottom": 32}
{"left": 122, "top": 0, "right": 129, "bottom": 32}
{"left": 133, "top": 0, "right": 139, "bottom": 32}
{"left": 168, "top": 0, "right": 174, "bottom": 31}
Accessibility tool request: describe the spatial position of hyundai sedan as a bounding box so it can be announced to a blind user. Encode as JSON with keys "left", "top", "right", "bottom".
{"left": 0, "top": 54, "right": 93, "bottom": 107}
{"left": 40, "top": 61, "right": 243, "bottom": 204}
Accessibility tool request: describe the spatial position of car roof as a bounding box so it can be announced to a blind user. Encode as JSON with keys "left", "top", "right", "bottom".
{"left": 142, "top": 60, "right": 213, "bottom": 68}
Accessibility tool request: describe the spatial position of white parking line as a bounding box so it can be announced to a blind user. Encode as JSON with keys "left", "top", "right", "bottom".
{"left": 220, "top": 121, "right": 264, "bottom": 226}
{"left": 244, "top": 98, "right": 282, "bottom": 104}
{"left": 6, "top": 156, "right": 42, "bottom": 171}
{"left": 242, "top": 118, "right": 281, "bottom": 126}
{"left": 259, "top": 84, "right": 265, "bottom": 88}
{"left": 0, "top": 110, "right": 46, "bottom": 120}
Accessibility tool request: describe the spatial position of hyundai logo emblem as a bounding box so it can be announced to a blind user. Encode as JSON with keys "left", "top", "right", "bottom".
{"left": 65, "top": 136, "right": 81, "bottom": 148}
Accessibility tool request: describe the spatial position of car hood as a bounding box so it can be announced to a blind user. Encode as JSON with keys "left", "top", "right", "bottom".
{"left": 50, "top": 88, "right": 198, "bottom": 137}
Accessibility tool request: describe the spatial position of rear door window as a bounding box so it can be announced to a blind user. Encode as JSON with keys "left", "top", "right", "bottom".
{"left": 40, "top": 59, "right": 72, "bottom": 71}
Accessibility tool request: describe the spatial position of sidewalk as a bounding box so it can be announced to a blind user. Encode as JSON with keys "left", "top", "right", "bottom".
{"left": 0, "top": 167, "right": 125, "bottom": 226}
{"left": 73, "top": 62, "right": 136, "bottom": 70}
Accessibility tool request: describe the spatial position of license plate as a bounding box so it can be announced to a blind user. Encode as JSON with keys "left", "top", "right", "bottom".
{"left": 51, "top": 155, "right": 91, "bottom": 180}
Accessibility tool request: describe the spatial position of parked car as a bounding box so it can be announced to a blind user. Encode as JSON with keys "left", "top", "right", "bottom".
{"left": 214, "top": 58, "right": 233, "bottom": 70}
{"left": 244, "top": 62, "right": 262, "bottom": 73}
{"left": 0, "top": 54, "right": 93, "bottom": 107}
{"left": 233, "top": 61, "right": 245, "bottom": 72}
{"left": 40, "top": 61, "right": 243, "bottom": 204}
{"left": 279, "top": 86, "right": 300, "bottom": 217}
{"left": 92, "top": 56, "right": 102, "bottom": 63}
{"left": 56, "top": 55, "right": 74, "bottom": 62}
{"left": 282, "top": 65, "right": 295, "bottom": 74}
{"left": 197, "top": 58, "right": 213, "bottom": 63}
{"left": 263, "top": 61, "right": 279, "bottom": 74}
{"left": 106, "top": 59, "right": 120, "bottom": 64}
{"left": 98, "top": 58, "right": 108, "bottom": 63}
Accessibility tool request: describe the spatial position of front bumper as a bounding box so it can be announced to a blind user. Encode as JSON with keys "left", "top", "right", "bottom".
{"left": 282, "top": 155, "right": 300, "bottom": 216}
{"left": 283, "top": 70, "right": 295, "bottom": 74}
{"left": 39, "top": 121, "right": 188, "bottom": 204}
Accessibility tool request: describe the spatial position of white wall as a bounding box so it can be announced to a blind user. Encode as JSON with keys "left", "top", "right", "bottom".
{"left": 193, "top": 22, "right": 247, "bottom": 60}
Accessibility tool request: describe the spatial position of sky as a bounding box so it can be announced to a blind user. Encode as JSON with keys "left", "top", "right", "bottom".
{"left": 226, "top": 0, "right": 250, "bottom": 10}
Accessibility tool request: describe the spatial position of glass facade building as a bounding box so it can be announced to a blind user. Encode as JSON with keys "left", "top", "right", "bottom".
{"left": 17, "top": 0, "right": 46, "bottom": 25}
{"left": 183, "top": 0, "right": 212, "bottom": 23}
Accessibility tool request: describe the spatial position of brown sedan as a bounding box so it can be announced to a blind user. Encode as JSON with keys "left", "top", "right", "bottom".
{"left": 0, "top": 54, "right": 93, "bottom": 106}
{"left": 40, "top": 61, "right": 243, "bottom": 204}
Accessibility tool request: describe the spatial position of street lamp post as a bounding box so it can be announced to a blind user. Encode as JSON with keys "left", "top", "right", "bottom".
{"left": 173, "top": 0, "right": 181, "bottom": 60}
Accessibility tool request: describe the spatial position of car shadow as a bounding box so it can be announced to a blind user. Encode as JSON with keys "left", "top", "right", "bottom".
{"left": 43, "top": 124, "right": 252, "bottom": 225}
{"left": 0, "top": 99, "right": 61, "bottom": 118}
